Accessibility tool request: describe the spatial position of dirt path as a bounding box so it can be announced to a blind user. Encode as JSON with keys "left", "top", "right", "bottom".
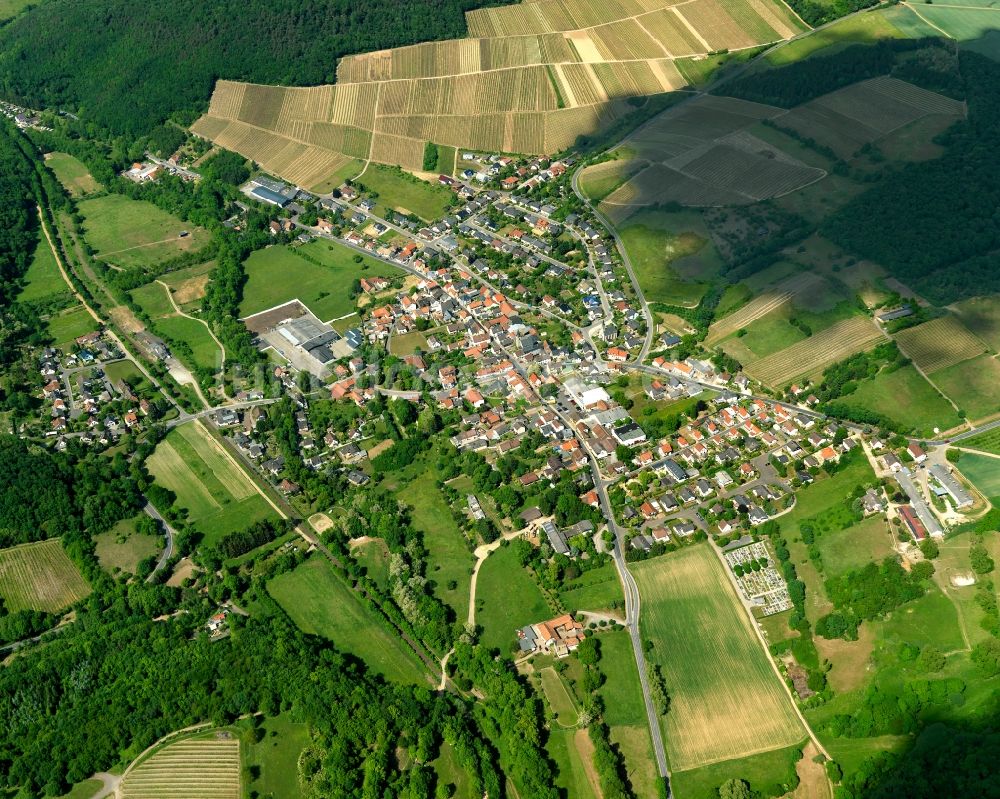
{"left": 575, "top": 729, "right": 605, "bottom": 799}
{"left": 86, "top": 773, "right": 119, "bottom": 799}
{"left": 788, "top": 741, "right": 831, "bottom": 799}
{"left": 100, "top": 237, "right": 190, "bottom": 258}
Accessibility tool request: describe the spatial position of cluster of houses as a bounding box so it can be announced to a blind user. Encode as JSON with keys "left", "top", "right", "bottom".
{"left": 37, "top": 333, "right": 157, "bottom": 445}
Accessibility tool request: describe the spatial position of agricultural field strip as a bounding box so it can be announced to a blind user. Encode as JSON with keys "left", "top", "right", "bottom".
{"left": 745, "top": 316, "right": 885, "bottom": 386}
{"left": 121, "top": 739, "right": 240, "bottom": 798}
{"left": 893, "top": 315, "right": 988, "bottom": 374}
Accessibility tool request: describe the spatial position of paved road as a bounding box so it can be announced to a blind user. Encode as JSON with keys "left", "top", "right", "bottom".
{"left": 144, "top": 501, "right": 177, "bottom": 582}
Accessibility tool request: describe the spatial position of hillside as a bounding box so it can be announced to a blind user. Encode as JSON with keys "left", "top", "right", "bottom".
{"left": 189, "top": 0, "right": 808, "bottom": 184}
{"left": 0, "top": 0, "right": 504, "bottom": 136}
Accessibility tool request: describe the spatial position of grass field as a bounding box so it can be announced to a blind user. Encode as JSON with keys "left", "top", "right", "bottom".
{"left": 632, "top": 545, "right": 804, "bottom": 771}
{"left": 476, "top": 543, "right": 551, "bottom": 653}
{"left": 931, "top": 354, "right": 1000, "bottom": 422}
{"left": 954, "top": 453, "right": 1000, "bottom": 499}
{"left": 670, "top": 741, "right": 804, "bottom": 799}
{"left": 131, "top": 281, "right": 223, "bottom": 373}
{"left": 47, "top": 305, "right": 98, "bottom": 347}
{"left": 352, "top": 537, "right": 391, "bottom": 589}
{"left": 431, "top": 742, "right": 478, "bottom": 799}
{"left": 121, "top": 733, "right": 239, "bottom": 799}
{"left": 904, "top": 3, "right": 1000, "bottom": 41}
{"left": 558, "top": 563, "right": 623, "bottom": 612}
{"left": 764, "top": 10, "right": 906, "bottom": 65}
{"left": 243, "top": 715, "right": 308, "bottom": 799}
{"left": 159, "top": 261, "right": 215, "bottom": 310}
{"left": 595, "top": 629, "right": 660, "bottom": 799}
{"left": 404, "top": 470, "right": 473, "bottom": 619}
{"left": 240, "top": 241, "right": 401, "bottom": 321}
{"left": 355, "top": 164, "right": 453, "bottom": 221}
{"left": 268, "top": 555, "right": 431, "bottom": 684}
{"left": 719, "top": 306, "right": 807, "bottom": 364}
{"left": 146, "top": 422, "right": 276, "bottom": 545}
{"left": 45, "top": 152, "right": 100, "bottom": 197}
{"left": 78, "top": 195, "right": 208, "bottom": 269}
{"left": 546, "top": 728, "right": 600, "bottom": 799}
{"left": 56, "top": 780, "right": 104, "bottom": 799}
{"left": 0, "top": 0, "right": 33, "bottom": 20}
{"left": 839, "top": 364, "right": 962, "bottom": 436}
{"left": 95, "top": 517, "right": 162, "bottom": 574}
{"left": 0, "top": 539, "right": 91, "bottom": 613}
{"left": 619, "top": 210, "right": 722, "bottom": 307}
{"left": 815, "top": 515, "right": 894, "bottom": 579}
{"left": 19, "top": 237, "right": 70, "bottom": 304}
{"left": 389, "top": 330, "right": 428, "bottom": 355}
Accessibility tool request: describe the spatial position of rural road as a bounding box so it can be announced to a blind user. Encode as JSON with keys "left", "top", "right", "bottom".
{"left": 143, "top": 501, "right": 177, "bottom": 582}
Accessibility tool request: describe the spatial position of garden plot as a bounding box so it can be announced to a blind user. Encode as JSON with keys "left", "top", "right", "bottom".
{"left": 120, "top": 735, "right": 240, "bottom": 799}
{"left": 894, "top": 315, "right": 987, "bottom": 374}
{"left": 723, "top": 541, "right": 792, "bottom": 616}
{"left": 745, "top": 316, "right": 884, "bottom": 387}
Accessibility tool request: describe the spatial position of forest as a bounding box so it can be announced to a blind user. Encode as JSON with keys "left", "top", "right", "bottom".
{"left": 0, "top": 0, "right": 509, "bottom": 136}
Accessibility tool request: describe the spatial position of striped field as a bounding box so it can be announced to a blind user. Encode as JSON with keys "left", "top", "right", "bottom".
{"left": 0, "top": 539, "right": 91, "bottom": 613}
{"left": 121, "top": 735, "right": 240, "bottom": 799}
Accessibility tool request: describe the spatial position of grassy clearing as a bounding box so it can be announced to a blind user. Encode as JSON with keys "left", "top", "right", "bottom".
{"left": 79, "top": 194, "right": 208, "bottom": 269}
{"left": 94, "top": 516, "right": 162, "bottom": 574}
{"left": 389, "top": 330, "right": 428, "bottom": 355}
{"left": 45, "top": 152, "right": 100, "bottom": 197}
{"left": 56, "top": 780, "right": 104, "bottom": 799}
{"left": 0, "top": 539, "right": 91, "bottom": 613}
{"left": 840, "top": 364, "right": 962, "bottom": 436}
{"left": 403, "top": 470, "right": 473, "bottom": 620}
{"left": 146, "top": 422, "right": 276, "bottom": 545}
{"left": 243, "top": 714, "right": 309, "bottom": 799}
{"left": 557, "top": 563, "right": 623, "bottom": 612}
{"left": 476, "top": 543, "right": 551, "bottom": 653}
{"left": 355, "top": 164, "right": 453, "bottom": 222}
{"left": 670, "top": 741, "right": 805, "bottom": 799}
{"left": 619, "top": 210, "right": 722, "bottom": 307}
{"left": 240, "top": 241, "right": 401, "bottom": 321}
{"left": 431, "top": 742, "right": 477, "bottom": 799}
{"left": 874, "top": 582, "right": 966, "bottom": 653}
{"left": 632, "top": 545, "right": 804, "bottom": 771}
{"left": 47, "top": 305, "right": 98, "bottom": 346}
{"left": 815, "top": 515, "right": 894, "bottom": 579}
{"left": 954, "top": 453, "right": 1000, "bottom": 498}
{"left": 19, "top": 237, "right": 70, "bottom": 304}
{"left": 160, "top": 260, "right": 216, "bottom": 309}
{"left": 352, "top": 538, "right": 391, "bottom": 589}
{"left": 268, "top": 555, "right": 431, "bottom": 685}
{"left": 0, "top": 0, "right": 33, "bottom": 20}
{"left": 931, "top": 354, "right": 1000, "bottom": 422}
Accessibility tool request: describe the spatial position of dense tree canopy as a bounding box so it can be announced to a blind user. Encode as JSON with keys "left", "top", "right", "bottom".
{"left": 0, "top": 0, "right": 509, "bottom": 135}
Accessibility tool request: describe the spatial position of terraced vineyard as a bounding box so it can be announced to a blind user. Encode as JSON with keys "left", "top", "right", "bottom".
{"left": 191, "top": 0, "right": 808, "bottom": 185}
{"left": 120, "top": 735, "right": 240, "bottom": 799}
{"left": 745, "top": 315, "right": 884, "bottom": 387}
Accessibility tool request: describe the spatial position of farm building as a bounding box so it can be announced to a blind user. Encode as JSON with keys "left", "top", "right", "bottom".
{"left": 929, "top": 464, "right": 973, "bottom": 509}
{"left": 250, "top": 186, "right": 291, "bottom": 207}
{"left": 517, "top": 613, "right": 586, "bottom": 657}
{"left": 899, "top": 505, "right": 927, "bottom": 541}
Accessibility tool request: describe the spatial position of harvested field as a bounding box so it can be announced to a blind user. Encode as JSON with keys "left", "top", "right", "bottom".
{"left": 894, "top": 315, "right": 987, "bottom": 374}
{"left": 192, "top": 0, "right": 805, "bottom": 176}
{"left": 0, "top": 539, "right": 91, "bottom": 613}
{"left": 632, "top": 546, "right": 804, "bottom": 771}
{"left": 745, "top": 316, "right": 884, "bottom": 387}
{"left": 121, "top": 735, "right": 240, "bottom": 799}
